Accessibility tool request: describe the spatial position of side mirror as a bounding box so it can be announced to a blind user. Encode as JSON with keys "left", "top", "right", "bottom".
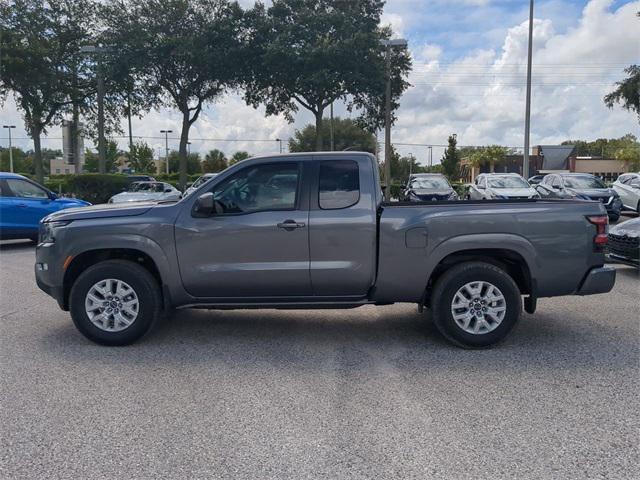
{"left": 48, "top": 191, "right": 58, "bottom": 200}
{"left": 193, "top": 192, "right": 214, "bottom": 217}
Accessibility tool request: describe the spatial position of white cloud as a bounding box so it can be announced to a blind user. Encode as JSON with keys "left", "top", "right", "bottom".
{"left": 391, "top": 0, "right": 640, "bottom": 162}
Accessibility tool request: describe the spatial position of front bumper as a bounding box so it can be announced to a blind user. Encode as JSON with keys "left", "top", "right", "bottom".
{"left": 576, "top": 266, "right": 616, "bottom": 295}
{"left": 34, "top": 243, "right": 67, "bottom": 310}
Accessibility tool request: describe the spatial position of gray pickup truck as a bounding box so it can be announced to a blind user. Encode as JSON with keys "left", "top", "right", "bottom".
{"left": 35, "top": 152, "right": 616, "bottom": 348}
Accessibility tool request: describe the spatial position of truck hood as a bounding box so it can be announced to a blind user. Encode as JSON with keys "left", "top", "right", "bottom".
{"left": 109, "top": 192, "right": 168, "bottom": 203}
{"left": 44, "top": 202, "right": 156, "bottom": 222}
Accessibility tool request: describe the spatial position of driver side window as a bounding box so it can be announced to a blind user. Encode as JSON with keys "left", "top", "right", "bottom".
{"left": 211, "top": 163, "right": 299, "bottom": 214}
{"left": 5, "top": 179, "right": 49, "bottom": 199}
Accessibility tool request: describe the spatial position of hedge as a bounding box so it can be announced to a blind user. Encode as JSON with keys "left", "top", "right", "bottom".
{"left": 46, "top": 174, "right": 129, "bottom": 204}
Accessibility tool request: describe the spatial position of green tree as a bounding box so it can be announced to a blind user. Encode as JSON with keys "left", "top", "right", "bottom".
{"left": 289, "top": 117, "right": 377, "bottom": 153}
{"left": 128, "top": 141, "right": 156, "bottom": 173}
{"left": 0, "top": 146, "right": 27, "bottom": 172}
{"left": 470, "top": 145, "right": 510, "bottom": 173}
{"left": 244, "top": 0, "right": 411, "bottom": 151}
{"left": 229, "top": 151, "right": 250, "bottom": 165}
{"left": 441, "top": 135, "right": 460, "bottom": 180}
{"left": 0, "top": 0, "right": 95, "bottom": 182}
{"left": 168, "top": 151, "right": 202, "bottom": 175}
{"left": 604, "top": 65, "right": 639, "bottom": 123}
{"left": 202, "top": 149, "right": 228, "bottom": 172}
{"left": 83, "top": 140, "right": 120, "bottom": 173}
{"left": 103, "top": 0, "right": 245, "bottom": 189}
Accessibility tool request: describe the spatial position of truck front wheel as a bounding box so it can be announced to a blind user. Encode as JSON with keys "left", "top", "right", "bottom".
{"left": 431, "top": 261, "right": 521, "bottom": 348}
{"left": 69, "top": 259, "right": 161, "bottom": 346}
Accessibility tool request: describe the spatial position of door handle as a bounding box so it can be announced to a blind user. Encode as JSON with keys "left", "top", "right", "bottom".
{"left": 16, "top": 203, "right": 27, "bottom": 208}
{"left": 277, "top": 220, "right": 306, "bottom": 230}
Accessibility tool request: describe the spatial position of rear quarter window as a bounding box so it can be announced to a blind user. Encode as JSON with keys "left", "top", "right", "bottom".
{"left": 319, "top": 160, "right": 360, "bottom": 209}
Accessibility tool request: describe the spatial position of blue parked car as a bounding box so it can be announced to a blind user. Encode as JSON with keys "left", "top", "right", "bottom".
{"left": 0, "top": 172, "right": 90, "bottom": 241}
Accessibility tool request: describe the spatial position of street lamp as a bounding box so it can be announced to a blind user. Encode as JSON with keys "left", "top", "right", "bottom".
{"left": 187, "top": 141, "right": 191, "bottom": 156}
{"left": 3, "top": 125, "right": 16, "bottom": 173}
{"left": 160, "top": 130, "right": 172, "bottom": 174}
{"left": 523, "top": 0, "right": 534, "bottom": 178}
{"left": 80, "top": 45, "right": 112, "bottom": 174}
{"left": 275, "top": 138, "right": 283, "bottom": 154}
{"left": 379, "top": 38, "right": 408, "bottom": 201}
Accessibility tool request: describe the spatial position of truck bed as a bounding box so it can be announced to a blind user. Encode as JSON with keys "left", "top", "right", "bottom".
{"left": 373, "top": 198, "right": 608, "bottom": 303}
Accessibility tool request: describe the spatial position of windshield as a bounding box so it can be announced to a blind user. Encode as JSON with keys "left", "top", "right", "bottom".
{"left": 563, "top": 176, "right": 606, "bottom": 189}
{"left": 410, "top": 177, "right": 450, "bottom": 189}
{"left": 488, "top": 177, "right": 530, "bottom": 189}
{"left": 129, "top": 182, "right": 164, "bottom": 193}
{"left": 192, "top": 174, "right": 217, "bottom": 189}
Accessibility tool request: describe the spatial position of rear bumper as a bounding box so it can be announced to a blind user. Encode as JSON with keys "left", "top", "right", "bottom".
{"left": 576, "top": 266, "right": 616, "bottom": 295}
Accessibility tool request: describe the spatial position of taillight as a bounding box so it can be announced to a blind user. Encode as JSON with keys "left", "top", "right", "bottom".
{"left": 587, "top": 215, "right": 608, "bottom": 251}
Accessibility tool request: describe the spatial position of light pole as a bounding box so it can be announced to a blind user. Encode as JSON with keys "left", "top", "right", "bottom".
{"left": 80, "top": 45, "right": 111, "bottom": 174}
{"left": 408, "top": 152, "right": 414, "bottom": 177}
{"left": 160, "top": 130, "right": 172, "bottom": 174}
{"left": 3, "top": 125, "right": 16, "bottom": 172}
{"left": 523, "top": 0, "right": 534, "bottom": 178}
{"left": 187, "top": 141, "right": 191, "bottom": 156}
{"left": 329, "top": 102, "right": 334, "bottom": 151}
{"left": 428, "top": 146, "right": 433, "bottom": 168}
{"left": 275, "top": 138, "right": 283, "bottom": 154}
{"left": 380, "top": 38, "right": 408, "bottom": 201}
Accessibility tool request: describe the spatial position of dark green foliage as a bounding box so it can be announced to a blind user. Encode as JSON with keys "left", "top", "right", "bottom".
{"left": 201, "top": 149, "right": 228, "bottom": 172}
{"left": 127, "top": 141, "right": 156, "bottom": 174}
{"left": 67, "top": 174, "right": 130, "bottom": 204}
{"left": 102, "top": 0, "right": 245, "bottom": 189}
{"left": 604, "top": 65, "right": 640, "bottom": 122}
{"left": 441, "top": 135, "right": 460, "bottom": 181}
{"left": 289, "top": 117, "right": 377, "bottom": 153}
{"left": 244, "top": 0, "right": 411, "bottom": 150}
{"left": 0, "top": 0, "right": 96, "bottom": 182}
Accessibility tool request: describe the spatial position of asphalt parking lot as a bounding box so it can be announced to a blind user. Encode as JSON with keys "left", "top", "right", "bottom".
{"left": 1, "top": 240, "right": 638, "bottom": 479}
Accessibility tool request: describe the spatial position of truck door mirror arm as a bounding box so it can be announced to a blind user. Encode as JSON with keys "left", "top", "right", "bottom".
{"left": 192, "top": 192, "right": 215, "bottom": 217}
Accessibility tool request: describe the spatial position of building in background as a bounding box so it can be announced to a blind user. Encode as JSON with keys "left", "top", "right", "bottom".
{"left": 50, "top": 156, "right": 77, "bottom": 175}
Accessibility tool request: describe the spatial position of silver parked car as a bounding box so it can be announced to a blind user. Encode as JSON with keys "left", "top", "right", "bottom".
{"left": 108, "top": 181, "right": 181, "bottom": 204}
{"left": 183, "top": 173, "right": 218, "bottom": 197}
{"left": 612, "top": 172, "right": 640, "bottom": 213}
{"left": 467, "top": 173, "right": 539, "bottom": 200}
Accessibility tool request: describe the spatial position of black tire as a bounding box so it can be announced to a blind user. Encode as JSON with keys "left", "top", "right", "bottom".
{"left": 69, "top": 259, "right": 161, "bottom": 346}
{"left": 637, "top": 200, "right": 640, "bottom": 214}
{"left": 431, "top": 261, "right": 522, "bottom": 349}
{"left": 609, "top": 213, "right": 620, "bottom": 223}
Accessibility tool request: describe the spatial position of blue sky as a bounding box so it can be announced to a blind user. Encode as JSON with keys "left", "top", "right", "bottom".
{"left": 2, "top": 0, "right": 639, "bottom": 164}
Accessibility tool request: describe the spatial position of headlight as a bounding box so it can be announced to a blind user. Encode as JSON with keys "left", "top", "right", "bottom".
{"left": 38, "top": 220, "right": 71, "bottom": 244}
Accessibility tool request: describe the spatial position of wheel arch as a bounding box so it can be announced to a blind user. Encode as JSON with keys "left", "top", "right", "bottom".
{"left": 62, "top": 247, "right": 164, "bottom": 311}
{"left": 423, "top": 236, "right": 537, "bottom": 308}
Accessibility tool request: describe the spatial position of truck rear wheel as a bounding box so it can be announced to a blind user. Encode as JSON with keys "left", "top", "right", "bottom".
{"left": 431, "top": 261, "right": 521, "bottom": 348}
{"left": 69, "top": 259, "right": 161, "bottom": 346}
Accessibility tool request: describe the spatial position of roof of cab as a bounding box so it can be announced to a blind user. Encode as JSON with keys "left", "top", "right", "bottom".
{"left": 247, "top": 151, "right": 374, "bottom": 162}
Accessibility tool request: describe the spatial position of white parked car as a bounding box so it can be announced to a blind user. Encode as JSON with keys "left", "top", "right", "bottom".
{"left": 612, "top": 172, "right": 640, "bottom": 212}
{"left": 108, "top": 181, "right": 181, "bottom": 204}
{"left": 466, "top": 173, "right": 539, "bottom": 200}
{"left": 183, "top": 173, "right": 218, "bottom": 197}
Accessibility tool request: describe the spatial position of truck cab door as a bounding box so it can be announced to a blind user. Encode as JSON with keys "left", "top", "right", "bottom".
{"left": 308, "top": 157, "right": 377, "bottom": 297}
{"left": 174, "top": 161, "right": 312, "bottom": 298}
